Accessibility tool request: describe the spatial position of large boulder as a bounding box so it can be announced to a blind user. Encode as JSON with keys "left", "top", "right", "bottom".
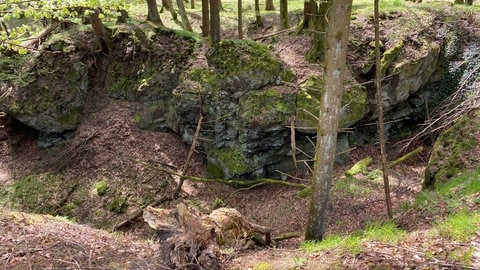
{"left": 0, "top": 29, "right": 92, "bottom": 135}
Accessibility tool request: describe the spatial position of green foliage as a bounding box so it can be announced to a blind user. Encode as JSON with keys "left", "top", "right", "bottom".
{"left": 104, "top": 193, "right": 128, "bottom": 214}
{"left": 1, "top": 173, "right": 71, "bottom": 214}
{"left": 435, "top": 211, "right": 480, "bottom": 241}
{"left": 302, "top": 222, "right": 405, "bottom": 255}
{"left": 95, "top": 178, "right": 109, "bottom": 196}
{"left": 0, "top": 0, "right": 128, "bottom": 53}
{"left": 252, "top": 262, "right": 272, "bottom": 270}
{"left": 363, "top": 222, "right": 406, "bottom": 244}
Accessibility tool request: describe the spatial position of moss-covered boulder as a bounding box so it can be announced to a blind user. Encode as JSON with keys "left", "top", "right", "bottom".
{"left": 424, "top": 108, "right": 480, "bottom": 189}
{"left": 0, "top": 29, "right": 92, "bottom": 134}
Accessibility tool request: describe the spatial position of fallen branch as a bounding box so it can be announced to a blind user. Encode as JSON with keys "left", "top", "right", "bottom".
{"left": 387, "top": 146, "right": 423, "bottom": 168}
{"left": 253, "top": 26, "right": 297, "bottom": 41}
{"left": 137, "top": 160, "right": 310, "bottom": 189}
{"left": 273, "top": 231, "right": 302, "bottom": 241}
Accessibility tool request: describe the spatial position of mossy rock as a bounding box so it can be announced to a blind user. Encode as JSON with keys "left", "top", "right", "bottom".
{"left": 296, "top": 76, "right": 367, "bottom": 133}
{"left": 207, "top": 147, "right": 261, "bottom": 179}
{"left": 424, "top": 108, "right": 480, "bottom": 189}
{"left": 1, "top": 29, "right": 91, "bottom": 134}
{"left": 105, "top": 25, "right": 198, "bottom": 102}
{"left": 239, "top": 88, "right": 295, "bottom": 127}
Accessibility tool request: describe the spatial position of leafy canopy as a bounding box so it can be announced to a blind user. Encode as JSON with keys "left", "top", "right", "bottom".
{"left": 0, "top": 0, "right": 129, "bottom": 54}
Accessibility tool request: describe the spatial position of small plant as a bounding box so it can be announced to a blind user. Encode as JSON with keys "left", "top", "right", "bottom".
{"left": 436, "top": 211, "right": 480, "bottom": 241}
{"left": 95, "top": 178, "right": 109, "bottom": 196}
{"left": 293, "top": 256, "right": 306, "bottom": 267}
{"left": 212, "top": 198, "right": 224, "bottom": 209}
{"left": 252, "top": 262, "right": 272, "bottom": 270}
{"left": 104, "top": 193, "right": 128, "bottom": 214}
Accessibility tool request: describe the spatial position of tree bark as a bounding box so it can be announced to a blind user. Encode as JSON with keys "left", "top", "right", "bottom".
{"left": 210, "top": 0, "right": 221, "bottom": 42}
{"left": 299, "top": 0, "right": 318, "bottom": 30}
{"left": 146, "top": 0, "right": 163, "bottom": 24}
{"left": 255, "top": 0, "right": 262, "bottom": 27}
{"left": 191, "top": 0, "right": 195, "bottom": 9}
{"left": 305, "top": 0, "right": 353, "bottom": 241}
{"left": 177, "top": 0, "right": 193, "bottom": 31}
{"left": 90, "top": 8, "right": 109, "bottom": 54}
{"left": 265, "top": 0, "right": 275, "bottom": 10}
{"left": 374, "top": 0, "right": 393, "bottom": 220}
{"left": 306, "top": 0, "right": 330, "bottom": 62}
{"left": 201, "top": 0, "right": 210, "bottom": 37}
{"left": 279, "top": 0, "right": 289, "bottom": 30}
{"left": 161, "top": 0, "right": 178, "bottom": 21}
{"left": 238, "top": 0, "right": 243, "bottom": 39}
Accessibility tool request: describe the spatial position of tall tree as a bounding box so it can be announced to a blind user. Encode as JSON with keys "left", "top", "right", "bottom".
{"left": 238, "top": 0, "right": 243, "bottom": 39}
{"left": 306, "top": 0, "right": 330, "bottom": 62}
{"left": 161, "top": 0, "right": 179, "bottom": 22}
{"left": 210, "top": 0, "right": 221, "bottom": 42}
{"left": 265, "top": 0, "right": 275, "bottom": 11}
{"left": 255, "top": 0, "right": 262, "bottom": 27}
{"left": 201, "top": 0, "right": 209, "bottom": 37}
{"left": 279, "top": 0, "right": 289, "bottom": 30}
{"left": 147, "top": 0, "right": 163, "bottom": 24}
{"left": 374, "top": 0, "right": 393, "bottom": 219}
{"left": 177, "top": 0, "right": 193, "bottom": 31}
{"left": 305, "top": 0, "right": 353, "bottom": 241}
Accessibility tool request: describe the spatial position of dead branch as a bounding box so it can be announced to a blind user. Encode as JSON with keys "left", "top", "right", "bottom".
{"left": 272, "top": 231, "right": 302, "bottom": 241}
{"left": 387, "top": 146, "right": 423, "bottom": 168}
{"left": 137, "top": 160, "right": 310, "bottom": 189}
{"left": 21, "top": 22, "right": 60, "bottom": 49}
{"left": 174, "top": 114, "right": 204, "bottom": 198}
{"left": 290, "top": 116, "right": 298, "bottom": 174}
{"left": 253, "top": 26, "right": 297, "bottom": 41}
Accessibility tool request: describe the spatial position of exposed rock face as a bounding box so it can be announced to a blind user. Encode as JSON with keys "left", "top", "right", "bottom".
{"left": 0, "top": 21, "right": 469, "bottom": 180}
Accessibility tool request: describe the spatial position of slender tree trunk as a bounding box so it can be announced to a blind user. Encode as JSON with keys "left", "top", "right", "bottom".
{"left": 210, "top": 0, "right": 221, "bottom": 42}
{"left": 147, "top": 0, "right": 163, "bottom": 24}
{"left": 177, "top": 0, "right": 193, "bottom": 31}
{"left": 465, "top": 0, "right": 473, "bottom": 5}
{"left": 201, "top": 0, "right": 210, "bottom": 37}
{"left": 299, "top": 0, "right": 318, "bottom": 30}
{"left": 279, "top": 0, "right": 289, "bottom": 30}
{"left": 374, "top": 0, "right": 393, "bottom": 220}
{"left": 305, "top": 0, "right": 353, "bottom": 241}
{"left": 238, "top": 0, "right": 243, "bottom": 39}
{"left": 255, "top": 0, "right": 262, "bottom": 27}
{"left": 265, "top": 0, "right": 275, "bottom": 10}
{"left": 306, "top": 0, "right": 330, "bottom": 62}
{"left": 191, "top": 0, "right": 195, "bottom": 9}
{"left": 90, "top": 8, "right": 109, "bottom": 54}
{"left": 162, "top": 0, "right": 179, "bottom": 21}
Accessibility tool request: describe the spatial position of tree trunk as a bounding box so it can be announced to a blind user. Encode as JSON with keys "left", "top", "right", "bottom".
{"left": 299, "top": 0, "right": 318, "bottom": 30}
{"left": 201, "top": 0, "right": 209, "bottom": 37}
{"left": 161, "top": 0, "right": 179, "bottom": 21}
{"left": 146, "top": 0, "right": 163, "bottom": 24}
{"left": 238, "top": 0, "right": 243, "bottom": 39}
{"left": 454, "top": 0, "right": 464, "bottom": 4}
{"left": 177, "top": 0, "right": 193, "bottom": 31}
{"left": 265, "top": 0, "right": 275, "bottom": 10}
{"left": 210, "top": 0, "right": 221, "bottom": 42}
{"left": 306, "top": 0, "right": 330, "bottom": 62}
{"left": 255, "top": 0, "right": 262, "bottom": 27}
{"left": 374, "top": 0, "right": 393, "bottom": 220}
{"left": 90, "top": 8, "right": 109, "bottom": 54}
{"left": 304, "top": 0, "right": 353, "bottom": 241}
{"left": 465, "top": 0, "right": 473, "bottom": 5}
{"left": 279, "top": 0, "right": 289, "bottom": 30}
{"left": 191, "top": 0, "right": 195, "bottom": 9}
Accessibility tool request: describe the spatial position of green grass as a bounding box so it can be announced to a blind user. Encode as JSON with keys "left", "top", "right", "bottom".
{"left": 302, "top": 222, "right": 405, "bottom": 255}
{"left": 435, "top": 211, "right": 480, "bottom": 241}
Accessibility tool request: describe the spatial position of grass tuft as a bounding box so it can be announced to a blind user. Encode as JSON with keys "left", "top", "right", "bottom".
{"left": 435, "top": 211, "right": 480, "bottom": 242}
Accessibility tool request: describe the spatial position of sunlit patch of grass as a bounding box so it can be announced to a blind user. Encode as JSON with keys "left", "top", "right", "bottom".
{"left": 252, "top": 262, "right": 273, "bottom": 270}
{"left": 333, "top": 176, "right": 374, "bottom": 196}
{"left": 302, "top": 222, "right": 405, "bottom": 255}
{"left": 435, "top": 211, "right": 480, "bottom": 241}
{"left": 364, "top": 222, "right": 406, "bottom": 244}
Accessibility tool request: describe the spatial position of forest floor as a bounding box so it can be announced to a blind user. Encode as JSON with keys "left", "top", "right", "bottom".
{"left": 1, "top": 2, "right": 480, "bottom": 270}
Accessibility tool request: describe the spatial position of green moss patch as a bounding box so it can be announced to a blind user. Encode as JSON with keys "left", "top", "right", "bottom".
{"left": 207, "top": 147, "right": 259, "bottom": 179}
{"left": 424, "top": 109, "right": 480, "bottom": 188}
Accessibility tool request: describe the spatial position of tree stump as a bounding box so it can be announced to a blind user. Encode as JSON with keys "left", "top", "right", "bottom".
{"left": 143, "top": 203, "right": 272, "bottom": 269}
